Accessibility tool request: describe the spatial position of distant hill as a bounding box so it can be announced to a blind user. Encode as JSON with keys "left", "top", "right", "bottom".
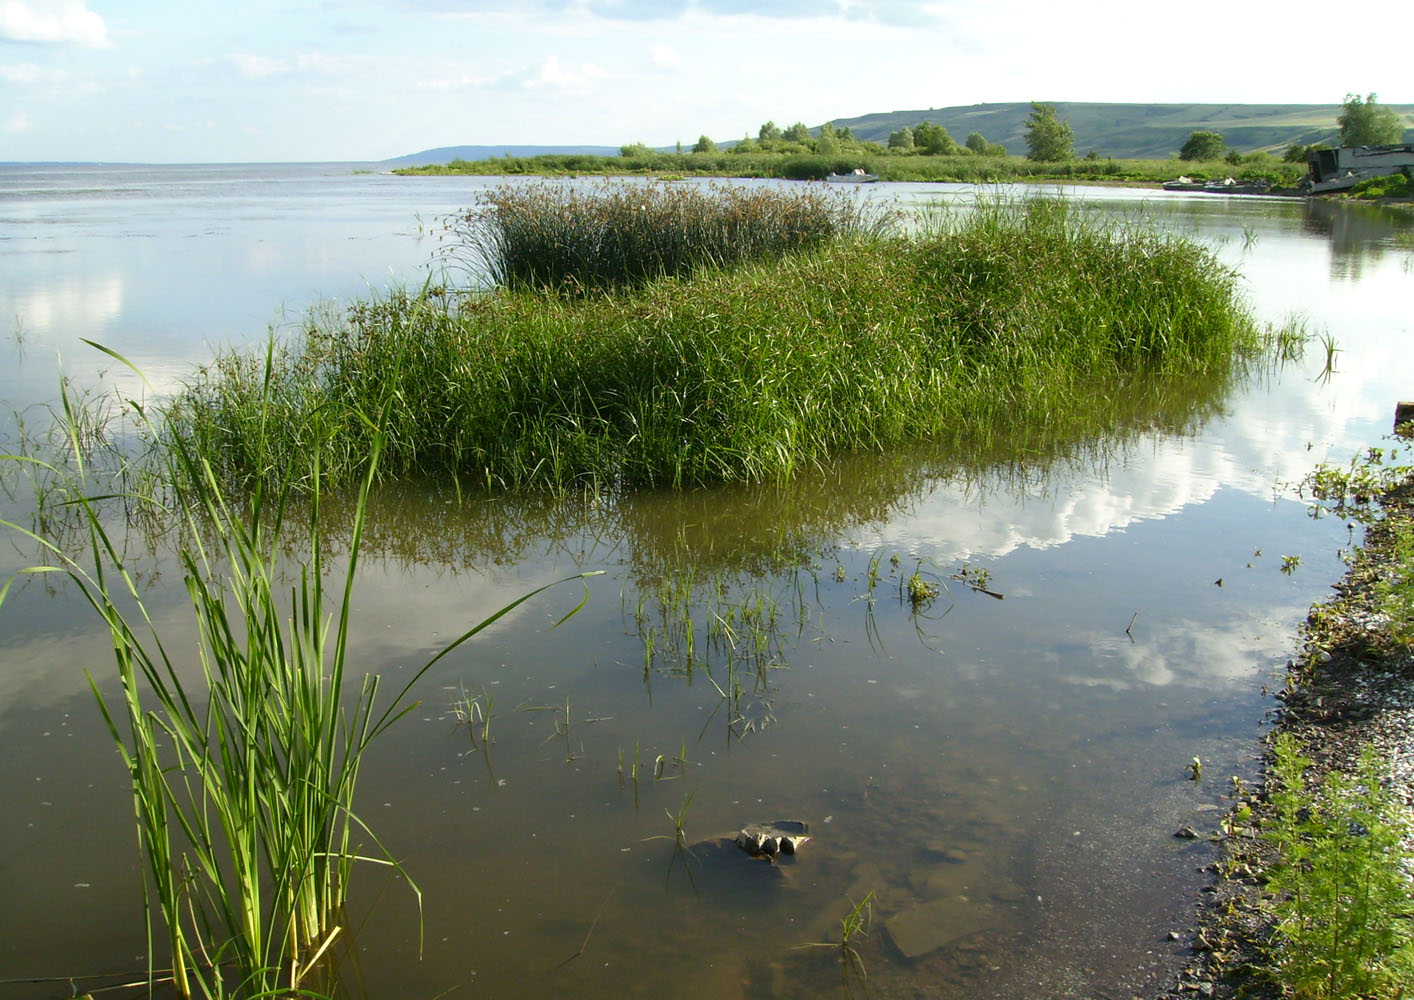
{"left": 384, "top": 144, "right": 621, "bottom": 166}
{"left": 831, "top": 102, "right": 1414, "bottom": 159}
{"left": 391, "top": 104, "right": 1414, "bottom": 167}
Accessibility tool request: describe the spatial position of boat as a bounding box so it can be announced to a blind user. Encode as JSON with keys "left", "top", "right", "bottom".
{"left": 1202, "top": 177, "right": 1271, "bottom": 195}
{"left": 1162, "top": 176, "right": 1207, "bottom": 192}
{"left": 1161, "top": 176, "right": 1271, "bottom": 195}
{"left": 824, "top": 168, "right": 879, "bottom": 183}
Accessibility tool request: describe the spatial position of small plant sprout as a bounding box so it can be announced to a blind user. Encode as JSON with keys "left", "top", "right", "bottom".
{"left": 903, "top": 561, "right": 941, "bottom": 610}
{"left": 1187, "top": 756, "right": 1203, "bottom": 781}
{"left": 452, "top": 683, "right": 494, "bottom": 747}
{"left": 1280, "top": 554, "right": 1302, "bottom": 575}
{"left": 798, "top": 889, "right": 876, "bottom": 986}
{"left": 1316, "top": 330, "right": 1339, "bottom": 382}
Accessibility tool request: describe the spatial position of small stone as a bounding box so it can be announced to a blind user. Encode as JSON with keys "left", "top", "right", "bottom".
{"left": 1174, "top": 825, "right": 1200, "bottom": 839}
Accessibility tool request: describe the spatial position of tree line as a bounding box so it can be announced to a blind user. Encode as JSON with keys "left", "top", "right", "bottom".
{"left": 627, "top": 93, "right": 1409, "bottom": 166}
{"left": 1176, "top": 93, "right": 1408, "bottom": 165}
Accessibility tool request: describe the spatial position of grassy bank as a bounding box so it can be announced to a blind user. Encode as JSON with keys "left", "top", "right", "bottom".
{"left": 396, "top": 150, "right": 1307, "bottom": 187}
{"left": 164, "top": 192, "right": 1292, "bottom": 496}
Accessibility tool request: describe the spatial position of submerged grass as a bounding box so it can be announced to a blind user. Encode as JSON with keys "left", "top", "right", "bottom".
{"left": 164, "top": 193, "right": 1291, "bottom": 497}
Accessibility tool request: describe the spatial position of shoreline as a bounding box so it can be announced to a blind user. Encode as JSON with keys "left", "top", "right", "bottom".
{"left": 1160, "top": 426, "right": 1414, "bottom": 998}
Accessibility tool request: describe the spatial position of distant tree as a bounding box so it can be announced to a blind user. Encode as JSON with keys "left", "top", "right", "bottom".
{"left": 965, "top": 131, "right": 989, "bottom": 154}
{"left": 783, "top": 121, "right": 812, "bottom": 143}
{"left": 1224, "top": 149, "right": 1242, "bottom": 165}
{"left": 733, "top": 134, "right": 759, "bottom": 154}
{"left": 1178, "top": 130, "right": 1227, "bottom": 161}
{"left": 914, "top": 120, "right": 958, "bottom": 155}
{"left": 1285, "top": 142, "right": 1330, "bottom": 163}
{"left": 1338, "top": 93, "right": 1405, "bottom": 146}
{"left": 816, "top": 121, "right": 841, "bottom": 155}
{"left": 1024, "top": 102, "right": 1073, "bottom": 161}
{"left": 988, "top": 143, "right": 1007, "bottom": 157}
{"left": 758, "top": 120, "right": 783, "bottom": 143}
{"left": 619, "top": 142, "right": 652, "bottom": 158}
{"left": 888, "top": 126, "right": 915, "bottom": 151}
{"left": 839, "top": 125, "right": 855, "bottom": 142}
{"left": 675, "top": 140, "right": 683, "bottom": 154}
{"left": 692, "top": 134, "right": 717, "bottom": 154}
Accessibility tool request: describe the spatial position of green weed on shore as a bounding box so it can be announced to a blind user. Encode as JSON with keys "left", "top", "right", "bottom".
{"left": 1264, "top": 733, "right": 1414, "bottom": 998}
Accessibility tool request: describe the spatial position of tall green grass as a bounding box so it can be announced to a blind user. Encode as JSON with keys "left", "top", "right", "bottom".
{"left": 441, "top": 181, "right": 890, "bottom": 292}
{"left": 1, "top": 354, "right": 594, "bottom": 997}
{"left": 164, "top": 194, "right": 1290, "bottom": 496}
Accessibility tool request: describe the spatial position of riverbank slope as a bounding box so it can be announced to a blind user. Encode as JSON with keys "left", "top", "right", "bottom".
{"left": 1163, "top": 429, "right": 1414, "bottom": 998}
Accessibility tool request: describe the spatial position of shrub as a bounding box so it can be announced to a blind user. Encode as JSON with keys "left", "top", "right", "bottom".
{"left": 1264, "top": 733, "right": 1414, "bottom": 999}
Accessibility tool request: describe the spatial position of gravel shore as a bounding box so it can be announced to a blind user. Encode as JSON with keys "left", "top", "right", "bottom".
{"left": 1159, "top": 458, "right": 1414, "bottom": 999}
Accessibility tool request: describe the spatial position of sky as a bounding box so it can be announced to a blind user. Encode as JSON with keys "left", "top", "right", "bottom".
{"left": 2, "top": 0, "right": 1411, "bottom": 163}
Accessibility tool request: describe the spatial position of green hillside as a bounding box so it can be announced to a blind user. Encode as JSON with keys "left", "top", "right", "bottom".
{"left": 829, "top": 102, "right": 1414, "bottom": 159}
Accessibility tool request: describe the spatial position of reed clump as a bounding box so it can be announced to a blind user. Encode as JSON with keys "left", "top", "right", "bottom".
{"left": 2, "top": 365, "right": 595, "bottom": 998}
{"left": 165, "top": 194, "right": 1289, "bottom": 496}
{"left": 441, "top": 181, "right": 889, "bottom": 292}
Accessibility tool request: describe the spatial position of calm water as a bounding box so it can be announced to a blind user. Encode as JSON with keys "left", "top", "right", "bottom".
{"left": 1, "top": 165, "right": 1412, "bottom": 999}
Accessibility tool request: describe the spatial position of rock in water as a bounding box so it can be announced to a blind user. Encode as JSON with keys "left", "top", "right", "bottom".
{"left": 884, "top": 896, "right": 999, "bottom": 959}
{"left": 735, "top": 820, "right": 810, "bottom": 859}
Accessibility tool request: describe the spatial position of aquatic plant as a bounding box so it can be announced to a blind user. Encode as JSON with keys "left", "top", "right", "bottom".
{"left": 797, "top": 889, "right": 876, "bottom": 990}
{"left": 164, "top": 194, "right": 1292, "bottom": 498}
{"left": 1, "top": 355, "right": 596, "bottom": 998}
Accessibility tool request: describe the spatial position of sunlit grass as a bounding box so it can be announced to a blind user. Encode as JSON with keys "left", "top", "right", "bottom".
{"left": 164, "top": 193, "right": 1294, "bottom": 498}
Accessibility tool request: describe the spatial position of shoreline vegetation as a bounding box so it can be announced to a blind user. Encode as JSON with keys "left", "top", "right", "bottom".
{"left": 393, "top": 149, "right": 1310, "bottom": 189}
{"left": 162, "top": 186, "right": 1299, "bottom": 497}
{"left": 1167, "top": 432, "right": 1414, "bottom": 1000}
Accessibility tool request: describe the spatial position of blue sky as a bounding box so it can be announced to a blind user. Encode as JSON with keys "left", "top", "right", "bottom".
{"left": 2, "top": 0, "right": 1411, "bottom": 163}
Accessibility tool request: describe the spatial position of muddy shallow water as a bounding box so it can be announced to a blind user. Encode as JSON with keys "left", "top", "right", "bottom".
{"left": 1, "top": 167, "right": 1412, "bottom": 998}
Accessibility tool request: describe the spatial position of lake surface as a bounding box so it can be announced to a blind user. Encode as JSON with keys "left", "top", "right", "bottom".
{"left": 1, "top": 164, "right": 1412, "bottom": 999}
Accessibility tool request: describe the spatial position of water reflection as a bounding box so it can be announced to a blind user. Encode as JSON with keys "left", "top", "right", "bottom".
{"left": 1300, "top": 198, "right": 1414, "bottom": 280}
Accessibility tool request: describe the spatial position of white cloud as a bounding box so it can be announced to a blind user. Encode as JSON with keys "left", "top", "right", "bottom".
{"left": 417, "top": 71, "right": 491, "bottom": 91}
{"left": 503, "top": 54, "right": 606, "bottom": 95}
{"left": 224, "top": 51, "right": 370, "bottom": 81}
{"left": 226, "top": 53, "right": 289, "bottom": 79}
{"left": 647, "top": 43, "right": 679, "bottom": 69}
{"left": 0, "top": 61, "right": 64, "bottom": 82}
{"left": 0, "top": 0, "right": 110, "bottom": 47}
{"left": 5, "top": 109, "right": 31, "bottom": 131}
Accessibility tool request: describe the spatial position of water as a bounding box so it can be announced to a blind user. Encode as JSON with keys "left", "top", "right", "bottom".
{"left": 1, "top": 165, "right": 1412, "bottom": 999}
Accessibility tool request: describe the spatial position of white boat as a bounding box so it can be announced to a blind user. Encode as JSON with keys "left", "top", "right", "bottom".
{"left": 824, "top": 168, "right": 879, "bottom": 183}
